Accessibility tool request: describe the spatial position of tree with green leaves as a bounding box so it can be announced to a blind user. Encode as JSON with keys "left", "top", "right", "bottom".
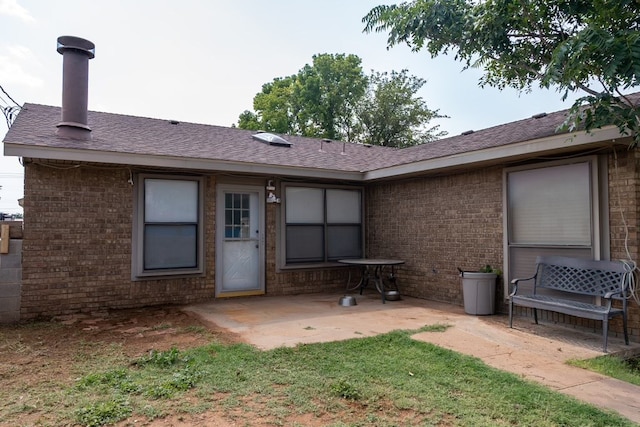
{"left": 358, "top": 69, "right": 447, "bottom": 147}
{"left": 363, "top": 0, "right": 640, "bottom": 146}
{"left": 238, "top": 54, "right": 367, "bottom": 140}
{"left": 238, "top": 54, "right": 446, "bottom": 146}
{"left": 238, "top": 76, "right": 298, "bottom": 134}
{"left": 295, "top": 53, "right": 367, "bottom": 140}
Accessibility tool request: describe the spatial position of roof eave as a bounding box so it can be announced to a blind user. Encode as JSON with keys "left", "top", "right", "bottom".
{"left": 4, "top": 125, "right": 630, "bottom": 184}
{"left": 3, "top": 144, "right": 365, "bottom": 181}
{"left": 363, "top": 126, "right": 629, "bottom": 181}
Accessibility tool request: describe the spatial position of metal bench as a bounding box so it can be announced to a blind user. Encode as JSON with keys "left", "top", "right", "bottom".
{"left": 509, "top": 256, "right": 635, "bottom": 352}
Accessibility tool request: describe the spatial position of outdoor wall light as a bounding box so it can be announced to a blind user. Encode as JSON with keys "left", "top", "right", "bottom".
{"left": 267, "top": 192, "right": 280, "bottom": 204}
{"left": 266, "top": 180, "right": 280, "bottom": 203}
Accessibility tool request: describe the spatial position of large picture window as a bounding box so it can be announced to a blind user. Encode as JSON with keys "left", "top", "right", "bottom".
{"left": 283, "top": 185, "right": 363, "bottom": 265}
{"left": 133, "top": 175, "right": 204, "bottom": 278}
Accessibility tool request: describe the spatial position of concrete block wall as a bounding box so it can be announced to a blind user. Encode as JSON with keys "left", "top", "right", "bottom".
{"left": 0, "top": 222, "right": 23, "bottom": 322}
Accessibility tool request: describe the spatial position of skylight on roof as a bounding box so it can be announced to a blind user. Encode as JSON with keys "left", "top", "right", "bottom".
{"left": 252, "top": 132, "right": 292, "bottom": 147}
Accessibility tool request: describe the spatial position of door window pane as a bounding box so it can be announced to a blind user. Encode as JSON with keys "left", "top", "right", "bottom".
{"left": 225, "top": 192, "right": 254, "bottom": 239}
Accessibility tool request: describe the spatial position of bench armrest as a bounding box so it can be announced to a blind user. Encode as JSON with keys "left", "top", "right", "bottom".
{"left": 509, "top": 275, "right": 536, "bottom": 297}
{"left": 603, "top": 290, "right": 623, "bottom": 299}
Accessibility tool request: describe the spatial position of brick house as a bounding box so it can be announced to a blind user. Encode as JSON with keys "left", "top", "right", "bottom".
{"left": 2, "top": 36, "right": 639, "bottom": 343}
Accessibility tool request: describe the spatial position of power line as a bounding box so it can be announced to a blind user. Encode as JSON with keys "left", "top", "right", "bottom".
{"left": 0, "top": 84, "right": 22, "bottom": 108}
{"left": 0, "top": 83, "right": 22, "bottom": 129}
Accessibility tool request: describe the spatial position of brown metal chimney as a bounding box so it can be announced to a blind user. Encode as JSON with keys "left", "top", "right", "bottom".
{"left": 56, "top": 36, "right": 95, "bottom": 140}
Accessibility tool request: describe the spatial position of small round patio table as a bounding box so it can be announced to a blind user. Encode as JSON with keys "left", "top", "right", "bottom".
{"left": 338, "top": 258, "right": 405, "bottom": 304}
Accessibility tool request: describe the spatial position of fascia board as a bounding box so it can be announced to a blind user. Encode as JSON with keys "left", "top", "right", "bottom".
{"left": 363, "top": 126, "right": 627, "bottom": 181}
{"left": 3, "top": 143, "right": 364, "bottom": 181}
{"left": 4, "top": 125, "right": 628, "bottom": 183}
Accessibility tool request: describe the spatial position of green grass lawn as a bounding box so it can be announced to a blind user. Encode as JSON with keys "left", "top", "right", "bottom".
{"left": 4, "top": 326, "right": 636, "bottom": 427}
{"left": 568, "top": 352, "right": 640, "bottom": 387}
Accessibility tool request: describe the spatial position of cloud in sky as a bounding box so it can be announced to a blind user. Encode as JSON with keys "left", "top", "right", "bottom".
{"left": 0, "top": 0, "right": 594, "bottom": 214}
{"left": 0, "top": 0, "right": 35, "bottom": 23}
{"left": 0, "top": 45, "right": 43, "bottom": 88}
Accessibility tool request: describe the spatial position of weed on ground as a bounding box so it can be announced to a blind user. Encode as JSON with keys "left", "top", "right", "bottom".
{"left": 0, "top": 309, "right": 635, "bottom": 427}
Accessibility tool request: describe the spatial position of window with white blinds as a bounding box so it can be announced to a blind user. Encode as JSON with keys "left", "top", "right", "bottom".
{"left": 508, "top": 162, "right": 592, "bottom": 246}
{"left": 505, "top": 158, "right": 602, "bottom": 291}
{"left": 133, "top": 174, "right": 205, "bottom": 278}
{"left": 283, "top": 185, "right": 363, "bottom": 265}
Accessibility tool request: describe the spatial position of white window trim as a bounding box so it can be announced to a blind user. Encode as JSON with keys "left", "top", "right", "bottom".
{"left": 277, "top": 182, "right": 365, "bottom": 270}
{"left": 132, "top": 173, "right": 205, "bottom": 279}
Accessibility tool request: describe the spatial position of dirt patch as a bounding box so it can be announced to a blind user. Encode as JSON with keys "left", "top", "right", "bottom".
{"left": 1, "top": 306, "right": 389, "bottom": 427}
{"left": 0, "top": 306, "right": 250, "bottom": 426}
{"left": 1, "top": 306, "right": 237, "bottom": 358}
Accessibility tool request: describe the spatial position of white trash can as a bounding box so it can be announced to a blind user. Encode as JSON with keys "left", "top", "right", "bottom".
{"left": 460, "top": 272, "right": 497, "bottom": 315}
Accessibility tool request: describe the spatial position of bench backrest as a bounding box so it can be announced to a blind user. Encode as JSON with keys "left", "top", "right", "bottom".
{"left": 535, "top": 256, "right": 633, "bottom": 299}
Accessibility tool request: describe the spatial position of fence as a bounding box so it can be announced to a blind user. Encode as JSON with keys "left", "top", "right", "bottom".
{"left": 0, "top": 221, "right": 22, "bottom": 322}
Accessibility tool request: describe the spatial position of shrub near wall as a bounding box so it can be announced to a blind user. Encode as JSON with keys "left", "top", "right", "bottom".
{"left": 366, "top": 166, "right": 504, "bottom": 307}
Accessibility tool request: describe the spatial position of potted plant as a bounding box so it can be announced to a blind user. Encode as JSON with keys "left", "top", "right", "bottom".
{"left": 458, "top": 265, "right": 501, "bottom": 315}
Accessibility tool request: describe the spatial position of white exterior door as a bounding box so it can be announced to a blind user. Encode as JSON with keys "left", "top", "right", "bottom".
{"left": 216, "top": 184, "right": 265, "bottom": 297}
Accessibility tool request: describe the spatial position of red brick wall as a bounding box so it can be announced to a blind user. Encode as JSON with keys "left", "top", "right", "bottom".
{"left": 607, "top": 149, "right": 640, "bottom": 340}
{"left": 20, "top": 164, "right": 347, "bottom": 319}
{"left": 264, "top": 203, "right": 349, "bottom": 296}
{"left": 365, "top": 166, "right": 504, "bottom": 307}
{"left": 19, "top": 149, "right": 640, "bottom": 343}
{"left": 366, "top": 152, "right": 640, "bottom": 342}
{"left": 20, "top": 164, "right": 217, "bottom": 319}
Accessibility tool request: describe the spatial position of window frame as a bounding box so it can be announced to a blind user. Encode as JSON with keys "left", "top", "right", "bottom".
{"left": 132, "top": 173, "right": 205, "bottom": 279}
{"left": 502, "top": 155, "right": 609, "bottom": 298}
{"left": 278, "top": 183, "right": 364, "bottom": 269}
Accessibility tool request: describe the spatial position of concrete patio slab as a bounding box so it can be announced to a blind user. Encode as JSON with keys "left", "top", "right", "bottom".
{"left": 183, "top": 292, "right": 640, "bottom": 424}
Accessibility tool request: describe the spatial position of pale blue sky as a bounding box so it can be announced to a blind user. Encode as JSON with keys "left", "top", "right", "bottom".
{"left": 0, "top": 0, "right": 580, "bottom": 213}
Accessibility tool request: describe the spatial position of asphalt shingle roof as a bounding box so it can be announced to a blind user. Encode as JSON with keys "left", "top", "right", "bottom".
{"left": 5, "top": 104, "right": 400, "bottom": 174}
{"left": 1, "top": 100, "right": 601, "bottom": 176}
{"left": 388, "top": 109, "right": 572, "bottom": 169}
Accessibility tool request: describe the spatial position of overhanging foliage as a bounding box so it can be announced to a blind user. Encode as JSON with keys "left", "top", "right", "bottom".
{"left": 363, "top": 0, "right": 640, "bottom": 146}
